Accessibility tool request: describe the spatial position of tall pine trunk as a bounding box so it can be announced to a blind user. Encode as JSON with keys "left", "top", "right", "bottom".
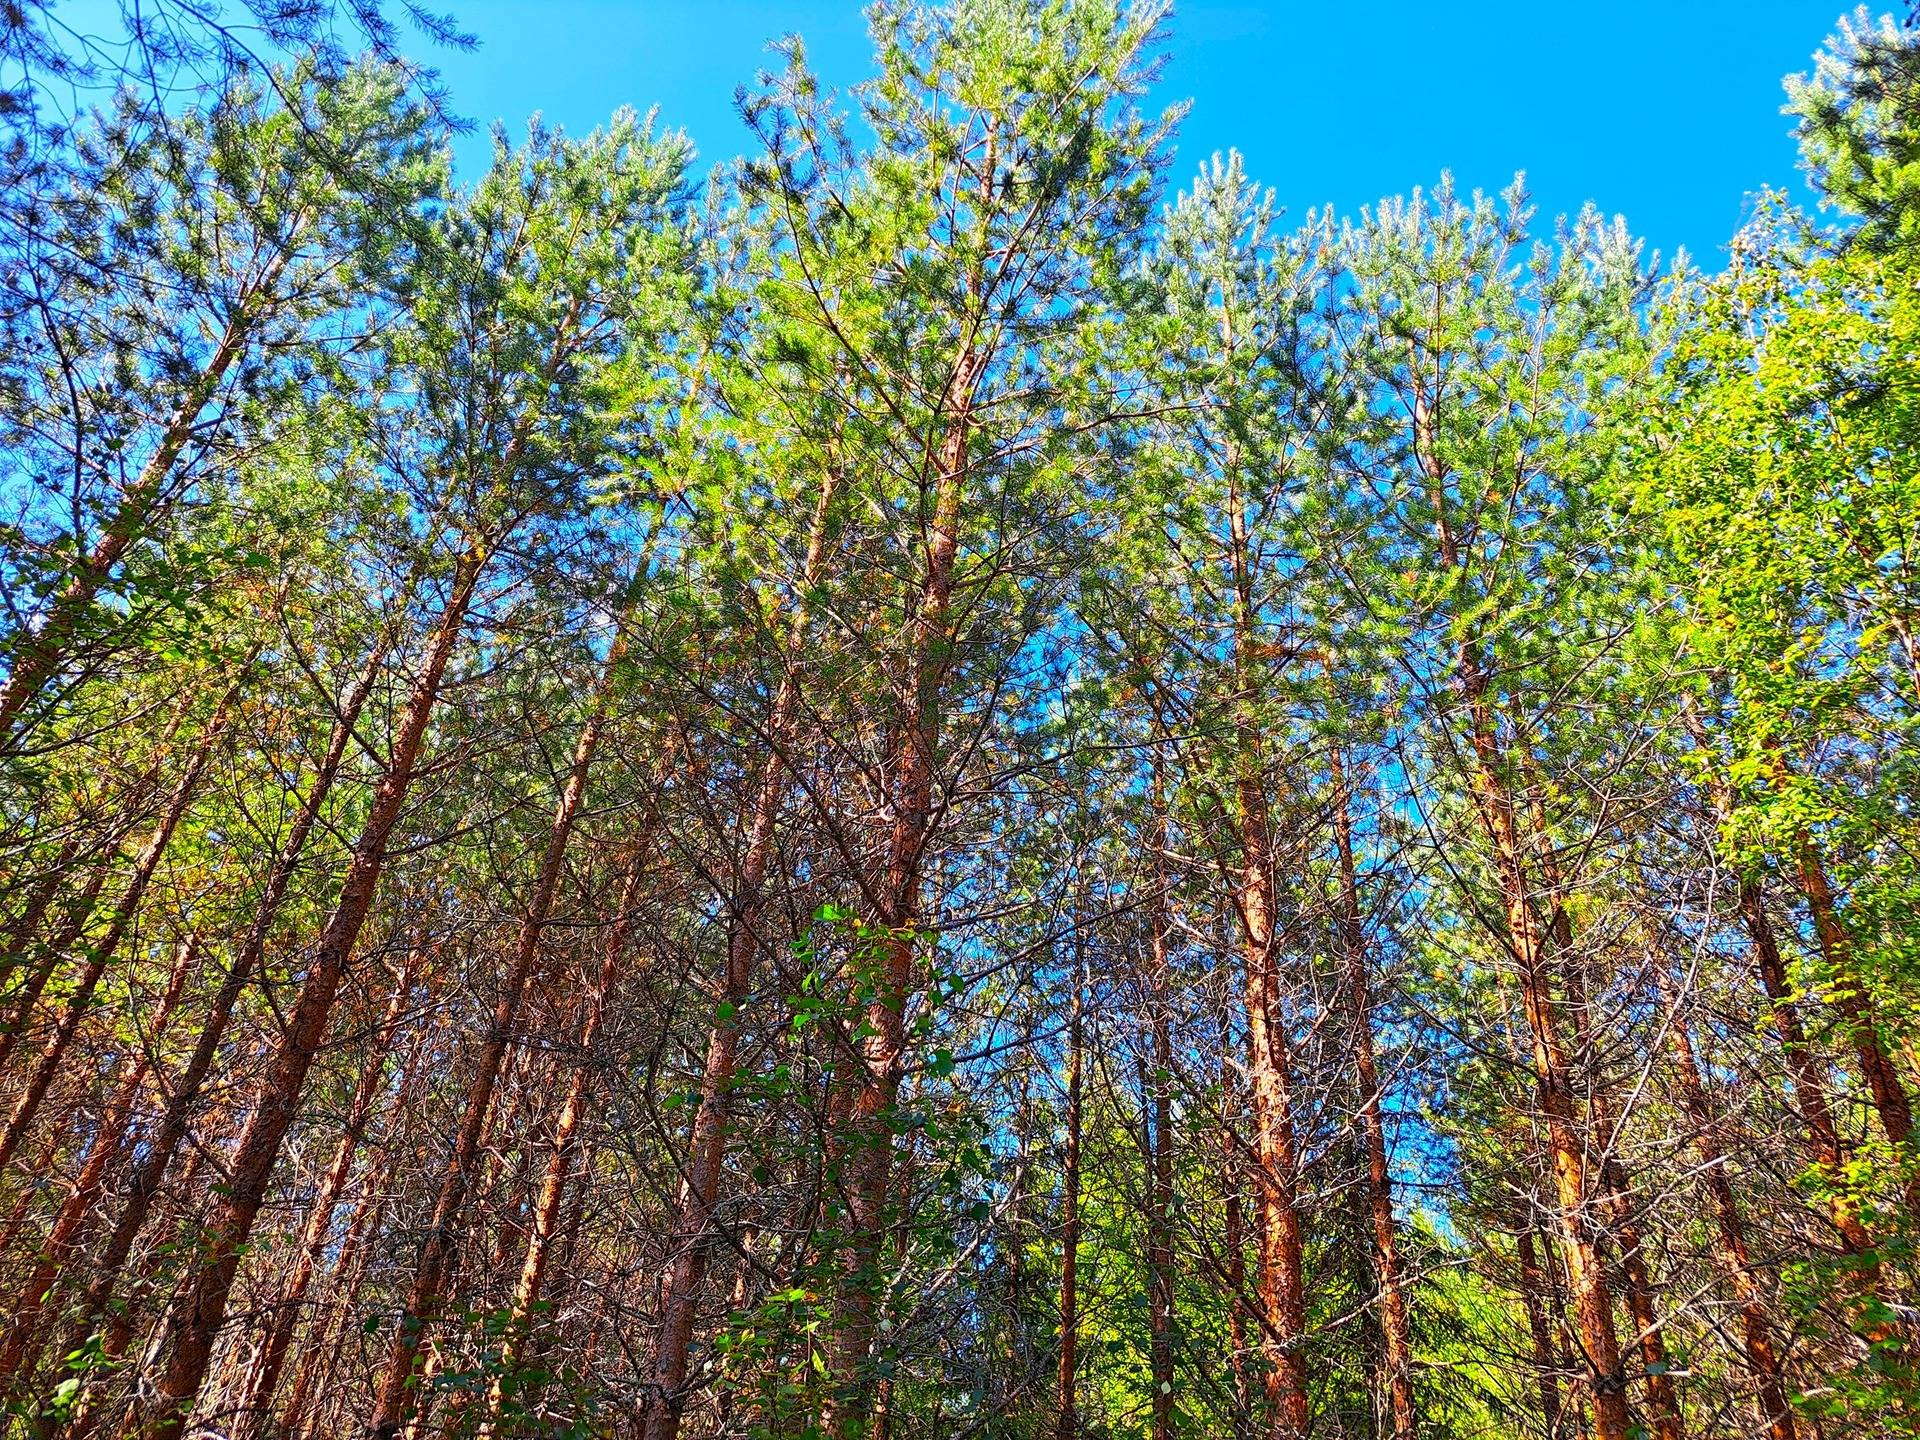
{"left": 0, "top": 257, "right": 288, "bottom": 747}
{"left": 234, "top": 943, "right": 422, "bottom": 1436}
{"left": 369, "top": 642, "right": 618, "bottom": 1439}
{"left": 1329, "top": 754, "right": 1415, "bottom": 1440}
{"left": 1055, "top": 964, "right": 1085, "bottom": 1440}
{"left": 68, "top": 629, "right": 393, "bottom": 1350}
{"left": 0, "top": 662, "right": 249, "bottom": 1177}
{"left": 127, "top": 549, "right": 483, "bottom": 1440}
{"left": 0, "top": 933, "right": 197, "bottom": 1389}
{"left": 481, "top": 851, "right": 650, "bottom": 1438}
{"left": 1650, "top": 953, "right": 1797, "bottom": 1440}
{"left": 1414, "top": 380, "right": 1630, "bottom": 1440}
{"left": 823, "top": 316, "right": 983, "bottom": 1434}
{"left": 642, "top": 463, "right": 837, "bottom": 1440}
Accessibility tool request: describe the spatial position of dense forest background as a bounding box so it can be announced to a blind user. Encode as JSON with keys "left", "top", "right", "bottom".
{"left": 3, "top": 2, "right": 1920, "bottom": 1437}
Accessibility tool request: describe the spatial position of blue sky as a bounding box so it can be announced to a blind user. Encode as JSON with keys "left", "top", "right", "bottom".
{"left": 416, "top": 0, "right": 1854, "bottom": 270}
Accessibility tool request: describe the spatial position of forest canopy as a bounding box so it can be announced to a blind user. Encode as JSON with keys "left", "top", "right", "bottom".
{"left": 2, "top": 3, "right": 1920, "bottom": 1439}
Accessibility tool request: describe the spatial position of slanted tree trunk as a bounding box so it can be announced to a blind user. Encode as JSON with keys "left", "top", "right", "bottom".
{"left": 1412, "top": 378, "right": 1630, "bottom": 1440}
{"left": 0, "top": 933, "right": 197, "bottom": 1389}
{"left": 127, "top": 548, "right": 484, "bottom": 1440}
{"left": 234, "top": 943, "right": 423, "bottom": 1437}
{"left": 68, "top": 628, "right": 393, "bottom": 1352}
{"left": 280, "top": 1014, "right": 435, "bottom": 1440}
{"left": 369, "top": 639, "right": 620, "bottom": 1439}
{"left": 0, "top": 835, "right": 83, "bottom": 1043}
{"left": 1679, "top": 705, "right": 1888, "bottom": 1274}
{"left": 1793, "top": 836, "right": 1916, "bottom": 1166}
{"left": 1145, "top": 758, "right": 1176, "bottom": 1440}
{"left": 1650, "top": 953, "right": 1796, "bottom": 1440}
{"left": 642, "top": 462, "right": 838, "bottom": 1440}
{"left": 0, "top": 836, "right": 122, "bottom": 1074}
{"left": 0, "top": 257, "right": 288, "bottom": 747}
{"left": 481, "top": 852, "right": 650, "bottom": 1439}
{"left": 0, "top": 661, "right": 249, "bottom": 1177}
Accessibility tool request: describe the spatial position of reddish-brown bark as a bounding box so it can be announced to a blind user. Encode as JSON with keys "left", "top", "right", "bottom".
{"left": 234, "top": 944, "right": 423, "bottom": 1437}
{"left": 0, "top": 932, "right": 197, "bottom": 1389}
{"left": 0, "top": 665, "right": 247, "bottom": 1177}
{"left": 1055, "top": 967, "right": 1085, "bottom": 1440}
{"left": 368, "top": 644, "right": 617, "bottom": 1439}
{"left": 480, "top": 854, "right": 650, "bottom": 1438}
{"left": 642, "top": 461, "right": 838, "bottom": 1440}
{"left": 0, "top": 259, "right": 288, "bottom": 747}
{"left": 67, "top": 630, "right": 392, "bottom": 1352}
{"left": 1652, "top": 957, "right": 1797, "bottom": 1440}
{"left": 1330, "top": 755, "right": 1416, "bottom": 1440}
{"left": 125, "top": 550, "right": 482, "bottom": 1440}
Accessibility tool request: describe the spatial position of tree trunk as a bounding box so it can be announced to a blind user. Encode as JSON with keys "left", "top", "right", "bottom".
{"left": 1793, "top": 837, "right": 1916, "bottom": 1162}
{"left": 823, "top": 317, "right": 983, "bottom": 1435}
{"left": 642, "top": 461, "right": 838, "bottom": 1440}
{"left": 68, "top": 628, "right": 392, "bottom": 1351}
{"left": 0, "top": 836, "right": 83, "bottom": 1045}
{"left": 0, "top": 664, "right": 247, "bottom": 1177}
{"left": 1651, "top": 956, "right": 1797, "bottom": 1440}
{"left": 280, "top": 1014, "right": 435, "bottom": 1440}
{"left": 1055, "top": 966, "right": 1085, "bottom": 1440}
{"left": 1516, "top": 1224, "right": 1566, "bottom": 1438}
{"left": 0, "top": 932, "right": 197, "bottom": 1389}
{"left": 1532, "top": 810, "right": 1682, "bottom": 1440}
{"left": 1219, "top": 987, "right": 1254, "bottom": 1440}
{"left": 481, "top": 853, "right": 650, "bottom": 1439}
{"left": 127, "top": 549, "right": 482, "bottom": 1440}
{"left": 1330, "top": 754, "right": 1416, "bottom": 1440}
{"left": 0, "top": 838, "right": 120, "bottom": 1074}
{"left": 369, "top": 641, "right": 617, "bottom": 1439}
{"left": 0, "top": 262, "right": 285, "bottom": 747}
{"left": 1235, "top": 776, "right": 1310, "bottom": 1440}
{"left": 1145, "top": 758, "right": 1176, "bottom": 1440}
{"left": 234, "top": 944, "right": 422, "bottom": 1436}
